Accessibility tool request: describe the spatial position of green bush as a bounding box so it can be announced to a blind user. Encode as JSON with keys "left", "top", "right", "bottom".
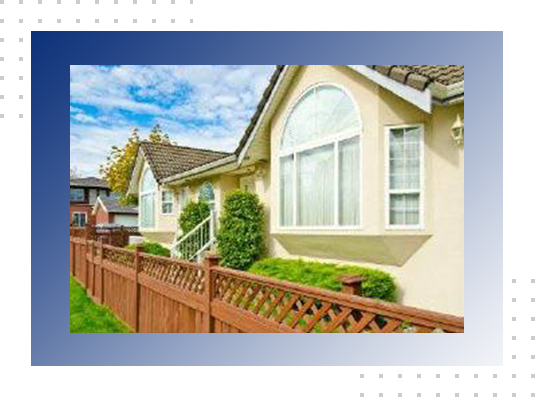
{"left": 217, "top": 190, "right": 265, "bottom": 271}
{"left": 126, "top": 241, "right": 170, "bottom": 257}
{"left": 249, "top": 258, "right": 397, "bottom": 302}
{"left": 179, "top": 201, "right": 211, "bottom": 235}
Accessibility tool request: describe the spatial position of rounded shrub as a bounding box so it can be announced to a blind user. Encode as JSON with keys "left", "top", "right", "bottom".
{"left": 179, "top": 201, "right": 211, "bottom": 235}
{"left": 217, "top": 190, "right": 265, "bottom": 271}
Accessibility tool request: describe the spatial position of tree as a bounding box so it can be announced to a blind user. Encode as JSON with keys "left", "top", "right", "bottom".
{"left": 100, "top": 125, "right": 171, "bottom": 205}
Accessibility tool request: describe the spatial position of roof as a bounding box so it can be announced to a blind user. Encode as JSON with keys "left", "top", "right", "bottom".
{"left": 235, "top": 65, "right": 464, "bottom": 161}
{"left": 70, "top": 177, "right": 109, "bottom": 189}
{"left": 366, "top": 65, "right": 464, "bottom": 91}
{"left": 139, "top": 141, "right": 231, "bottom": 182}
{"left": 97, "top": 196, "right": 138, "bottom": 215}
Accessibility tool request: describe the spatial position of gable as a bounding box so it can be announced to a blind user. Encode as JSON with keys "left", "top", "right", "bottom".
{"left": 237, "top": 65, "right": 464, "bottom": 167}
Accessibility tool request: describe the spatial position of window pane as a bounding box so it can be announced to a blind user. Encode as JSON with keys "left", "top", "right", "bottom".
{"left": 140, "top": 193, "right": 155, "bottom": 228}
{"left": 70, "top": 189, "right": 84, "bottom": 202}
{"left": 339, "top": 136, "right": 360, "bottom": 226}
{"left": 280, "top": 155, "right": 294, "bottom": 226}
{"left": 141, "top": 169, "right": 156, "bottom": 192}
{"left": 297, "top": 144, "right": 335, "bottom": 226}
{"left": 282, "top": 85, "right": 361, "bottom": 151}
{"left": 199, "top": 182, "right": 215, "bottom": 203}
{"left": 389, "top": 126, "right": 423, "bottom": 226}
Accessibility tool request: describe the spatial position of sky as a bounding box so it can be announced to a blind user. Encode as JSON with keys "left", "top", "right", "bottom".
{"left": 70, "top": 65, "right": 276, "bottom": 176}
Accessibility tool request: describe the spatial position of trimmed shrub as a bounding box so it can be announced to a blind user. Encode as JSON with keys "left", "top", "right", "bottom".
{"left": 179, "top": 201, "right": 211, "bottom": 235}
{"left": 249, "top": 258, "right": 397, "bottom": 302}
{"left": 126, "top": 241, "right": 170, "bottom": 257}
{"left": 217, "top": 190, "right": 265, "bottom": 271}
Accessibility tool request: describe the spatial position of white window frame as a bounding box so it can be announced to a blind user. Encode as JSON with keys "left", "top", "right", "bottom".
{"left": 161, "top": 189, "right": 174, "bottom": 215}
{"left": 199, "top": 182, "right": 216, "bottom": 212}
{"left": 72, "top": 212, "right": 87, "bottom": 227}
{"left": 139, "top": 167, "right": 157, "bottom": 230}
{"left": 70, "top": 188, "right": 84, "bottom": 202}
{"left": 384, "top": 124, "right": 426, "bottom": 230}
{"left": 277, "top": 83, "right": 363, "bottom": 231}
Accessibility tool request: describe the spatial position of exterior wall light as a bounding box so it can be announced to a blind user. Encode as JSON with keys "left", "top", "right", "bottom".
{"left": 451, "top": 114, "right": 464, "bottom": 146}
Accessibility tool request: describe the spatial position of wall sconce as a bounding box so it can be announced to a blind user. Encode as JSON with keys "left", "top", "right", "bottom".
{"left": 451, "top": 115, "right": 464, "bottom": 146}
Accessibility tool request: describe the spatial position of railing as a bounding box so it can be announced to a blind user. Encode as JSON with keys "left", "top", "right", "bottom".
{"left": 171, "top": 211, "right": 216, "bottom": 262}
{"left": 70, "top": 235, "right": 465, "bottom": 333}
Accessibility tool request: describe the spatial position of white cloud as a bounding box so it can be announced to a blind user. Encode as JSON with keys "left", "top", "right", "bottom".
{"left": 70, "top": 65, "right": 276, "bottom": 176}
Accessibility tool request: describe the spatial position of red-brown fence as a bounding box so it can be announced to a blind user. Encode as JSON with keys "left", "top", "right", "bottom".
{"left": 70, "top": 226, "right": 136, "bottom": 248}
{"left": 70, "top": 235, "right": 464, "bottom": 333}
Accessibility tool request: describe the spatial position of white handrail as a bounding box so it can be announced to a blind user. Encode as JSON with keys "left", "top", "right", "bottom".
{"left": 172, "top": 210, "right": 216, "bottom": 262}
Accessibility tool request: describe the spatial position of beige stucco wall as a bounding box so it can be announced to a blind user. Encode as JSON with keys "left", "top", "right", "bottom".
{"left": 262, "top": 65, "right": 464, "bottom": 316}
{"left": 138, "top": 159, "right": 241, "bottom": 248}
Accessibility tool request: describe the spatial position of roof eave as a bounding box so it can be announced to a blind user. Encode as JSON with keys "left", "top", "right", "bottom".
{"left": 162, "top": 154, "right": 238, "bottom": 185}
{"left": 431, "top": 80, "right": 464, "bottom": 104}
{"left": 349, "top": 65, "right": 433, "bottom": 113}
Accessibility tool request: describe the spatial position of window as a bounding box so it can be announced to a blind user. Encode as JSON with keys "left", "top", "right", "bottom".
{"left": 140, "top": 168, "right": 156, "bottom": 228}
{"left": 70, "top": 188, "right": 84, "bottom": 202}
{"left": 199, "top": 182, "right": 215, "bottom": 211}
{"left": 279, "top": 84, "right": 362, "bottom": 228}
{"left": 178, "top": 188, "right": 191, "bottom": 210}
{"left": 386, "top": 125, "right": 424, "bottom": 228}
{"left": 72, "top": 212, "right": 87, "bottom": 227}
{"left": 161, "top": 190, "right": 174, "bottom": 215}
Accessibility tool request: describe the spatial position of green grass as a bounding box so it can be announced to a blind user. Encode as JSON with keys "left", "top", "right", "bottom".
{"left": 248, "top": 258, "right": 397, "bottom": 302}
{"left": 70, "top": 277, "right": 132, "bottom": 333}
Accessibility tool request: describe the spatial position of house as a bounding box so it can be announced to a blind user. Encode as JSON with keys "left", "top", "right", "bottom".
{"left": 127, "top": 65, "right": 464, "bottom": 316}
{"left": 70, "top": 177, "right": 112, "bottom": 227}
{"left": 92, "top": 196, "right": 139, "bottom": 228}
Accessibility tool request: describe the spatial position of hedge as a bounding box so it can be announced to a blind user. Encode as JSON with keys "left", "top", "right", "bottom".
{"left": 249, "top": 258, "right": 397, "bottom": 302}
{"left": 179, "top": 201, "right": 211, "bottom": 235}
{"left": 126, "top": 241, "right": 170, "bottom": 257}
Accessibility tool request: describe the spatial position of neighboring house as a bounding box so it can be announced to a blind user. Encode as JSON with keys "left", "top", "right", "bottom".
{"left": 127, "top": 65, "right": 464, "bottom": 316}
{"left": 70, "top": 177, "right": 112, "bottom": 227}
{"left": 92, "top": 196, "right": 139, "bottom": 228}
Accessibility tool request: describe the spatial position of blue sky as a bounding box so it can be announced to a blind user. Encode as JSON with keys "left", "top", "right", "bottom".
{"left": 70, "top": 65, "right": 276, "bottom": 176}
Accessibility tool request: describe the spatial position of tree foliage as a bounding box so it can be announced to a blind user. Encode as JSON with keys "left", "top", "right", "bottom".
{"left": 179, "top": 201, "right": 211, "bottom": 235}
{"left": 100, "top": 125, "right": 170, "bottom": 205}
{"left": 217, "top": 190, "right": 265, "bottom": 271}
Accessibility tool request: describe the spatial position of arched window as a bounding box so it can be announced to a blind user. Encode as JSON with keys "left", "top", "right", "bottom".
{"left": 279, "top": 84, "right": 362, "bottom": 228}
{"left": 140, "top": 168, "right": 156, "bottom": 228}
{"left": 199, "top": 182, "right": 215, "bottom": 211}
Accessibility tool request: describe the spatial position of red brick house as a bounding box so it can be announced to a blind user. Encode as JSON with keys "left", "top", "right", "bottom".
{"left": 92, "top": 196, "right": 138, "bottom": 227}
{"left": 70, "top": 177, "right": 111, "bottom": 226}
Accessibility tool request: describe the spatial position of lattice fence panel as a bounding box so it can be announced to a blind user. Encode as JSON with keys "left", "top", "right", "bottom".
{"left": 140, "top": 255, "right": 205, "bottom": 295}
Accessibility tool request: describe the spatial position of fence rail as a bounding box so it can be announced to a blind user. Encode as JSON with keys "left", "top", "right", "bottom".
{"left": 70, "top": 225, "right": 137, "bottom": 248}
{"left": 70, "top": 235, "right": 464, "bottom": 333}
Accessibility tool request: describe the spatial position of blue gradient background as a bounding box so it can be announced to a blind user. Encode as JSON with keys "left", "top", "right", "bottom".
{"left": 32, "top": 31, "right": 503, "bottom": 366}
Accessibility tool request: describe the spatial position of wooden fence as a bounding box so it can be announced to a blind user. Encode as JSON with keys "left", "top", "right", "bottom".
{"left": 70, "top": 235, "right": 464, "bottom": 333}
{"left": 70, "top": 226, "right": 136, "bottom": 248}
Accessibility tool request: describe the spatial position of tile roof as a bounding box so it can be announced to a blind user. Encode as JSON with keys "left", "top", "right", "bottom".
{"left": 140, "top": 141, "right": 231, "bottom": 182}
{"left": 70, "top": 177, "right": 109, "bottom": 189}
{"left": 366, "top": 65, "right": 464, "bottom": 91}
{"left": 99, "top": 196, "right": 138, "bottom": 214}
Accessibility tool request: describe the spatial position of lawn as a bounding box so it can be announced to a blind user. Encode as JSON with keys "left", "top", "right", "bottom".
{"left": 70, "top": 277, "right": 131, "bottom": 333}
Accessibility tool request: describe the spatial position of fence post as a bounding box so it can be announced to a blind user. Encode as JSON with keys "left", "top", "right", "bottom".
{"left": 339, "top": 276, "right": 364, "bottom": 297}
{"left": 70, "top": 238, "right": 75, "bottom": 277}
{"left": 99, "top": 240, "right": 104, "bottom": 304}
{"left": 203, "top": 254, "right": 220, "bottom": 333}
{"left": 133, "top": 246, "right": 144, "bottom": 333}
